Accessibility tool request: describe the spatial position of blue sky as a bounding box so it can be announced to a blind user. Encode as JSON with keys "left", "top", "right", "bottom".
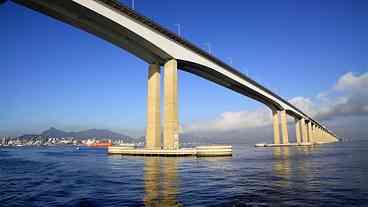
{"left": 1, "top": 0, "right": 366, "bottom": 137}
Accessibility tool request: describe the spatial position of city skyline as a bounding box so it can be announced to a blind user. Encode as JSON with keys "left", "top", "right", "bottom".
{"left": 1, "top": 0, "right": 366, "bottom": 140}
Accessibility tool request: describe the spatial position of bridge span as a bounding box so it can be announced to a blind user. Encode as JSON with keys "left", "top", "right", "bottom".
{"left": 10, "top": 0, "right": 338, "bottom": 150}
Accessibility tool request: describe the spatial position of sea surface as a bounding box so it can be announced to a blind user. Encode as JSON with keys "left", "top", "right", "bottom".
{"left": 1, "top": 141, "right": 368, "bottom": 207}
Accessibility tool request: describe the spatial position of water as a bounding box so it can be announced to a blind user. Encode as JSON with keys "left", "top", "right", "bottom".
{"left": 1, "top": 141, "right": 368, "bottom": 207}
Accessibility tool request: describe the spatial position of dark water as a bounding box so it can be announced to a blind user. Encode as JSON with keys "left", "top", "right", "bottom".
{"left": 1, "top": 141, "right": 368, "bottom": 207}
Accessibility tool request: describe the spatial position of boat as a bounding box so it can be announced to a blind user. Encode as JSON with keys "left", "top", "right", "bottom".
{"left": 85, "top": 140, "right": 112, "bottom": 148}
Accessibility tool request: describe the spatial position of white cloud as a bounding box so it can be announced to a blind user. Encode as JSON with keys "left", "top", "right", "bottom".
{"left": 334, "top": 72, "right": 368, "bottom": 92}
{"left": 183, "top": 108, "right": 271, "bottom": 133}
{"left": 183, "top": 71, "right": 368, "bottom": 135}
{"left": 289, "top": 96, "right": 317, "bottom": 117}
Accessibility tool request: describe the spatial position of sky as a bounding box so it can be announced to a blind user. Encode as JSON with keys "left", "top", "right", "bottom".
{"left": 1, "top": 0, "right": 367, "bottom": 141}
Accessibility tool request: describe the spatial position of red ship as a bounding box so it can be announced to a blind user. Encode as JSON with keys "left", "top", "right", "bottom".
{"left": 86, "top": 140, "right": 112, "bottom": 148}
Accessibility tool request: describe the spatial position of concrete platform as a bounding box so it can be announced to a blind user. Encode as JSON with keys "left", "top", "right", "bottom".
{"left": 108, "top": 145, "right": 232, "bottom": 157}
{"left": 314, "top": 140, "right": 339, "bottom": 144}
{"left": 255, "top": 143, "right": 314, "bottom": 147}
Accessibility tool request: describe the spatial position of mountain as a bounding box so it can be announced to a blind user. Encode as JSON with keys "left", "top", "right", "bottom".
{"left": 40, "top": 127, "right": 134, "bottom": 141}
{"left": 41, "top": 127, "right": 69, "bottom": 138}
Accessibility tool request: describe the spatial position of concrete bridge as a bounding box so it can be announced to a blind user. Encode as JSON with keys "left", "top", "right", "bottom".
{"left": 9, "top": 0, "right": 338, "bottom": 151}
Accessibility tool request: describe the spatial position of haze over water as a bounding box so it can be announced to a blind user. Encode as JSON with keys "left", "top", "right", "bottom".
{"left": 1, "top": 141, "right": 367, "bottom": 206}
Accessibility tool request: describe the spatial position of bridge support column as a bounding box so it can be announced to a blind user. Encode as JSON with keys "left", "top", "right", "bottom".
{"left": 280, "top": 110, "right": 289, "bottom": 144}
{"left": 295, "top": 118, "right": 302, "bottom": 144}
{"left": 272, "top": 110, "right": 281, "bottom": 144}
{"left": 325, "top": 131, "right": 328, "bottom": 139}
{"left": 163, "top": 59, "right": 179, "bottom": 150}
{"left": 314, "top": 125, "right": 317, "bottom": 142}
{"left": 145, "top": 64, "right": 161, "bottom": 149}
{"left": 301, "top": 118, "right": 308, "bottom": 143}
{"left": 308, "top": 121, "right": 313, "bottom": 143}
{"left": 315, "top": 127, "right": 319, "bottom": 142}
{"left": 325, "top": 131, "right": 329, "bottom": 140}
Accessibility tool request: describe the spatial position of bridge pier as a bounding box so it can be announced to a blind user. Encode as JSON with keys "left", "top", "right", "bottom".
{"left": 280, "top": 110, "right": 289, "bottom": 144}
{"left": 257, "top": 111, "right": 316, "bottom": 147}
{"left": 324, "top": 130, "right": 327, "bottom": 140}
{"left": 301, "top": 118, "right": 308, "bottom": 143}
{"left": 163, "top": 59, "right": 179, "bottom": 150}
{"left": 307, "top": 121, "right": 313, "bottom": 143}
{"left": 272, "top": 110, "right": 281, "bottom": 144}
{"left": 315, "top": 126, "right": 319, "bottom": 142}
{"left": 295, "top": 118, "right": 302, "bottom": 144}
{"left": 145, "top": 64, "right": 161, "bottom": 149}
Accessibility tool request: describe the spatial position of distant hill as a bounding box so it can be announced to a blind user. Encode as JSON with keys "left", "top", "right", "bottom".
{"left": 40, "top": 127, "right": 135, "bottom": 142}
{"left": 41, "top": 127, "right": 69, "bottom": 138}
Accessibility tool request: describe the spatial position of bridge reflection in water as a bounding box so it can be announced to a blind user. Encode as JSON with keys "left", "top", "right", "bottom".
{"left": 272, "top": 147, "right": 314, "bottom": 189}
{"left": 144, "top": 157, "right": 181, "bottom": 207}
{"left": 272, "top": 147, "right": 291, "bottom": 188}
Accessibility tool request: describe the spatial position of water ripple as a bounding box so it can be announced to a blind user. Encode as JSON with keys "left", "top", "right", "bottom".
{"left": 1, "top": 142, "right": 368, "bottom": 206}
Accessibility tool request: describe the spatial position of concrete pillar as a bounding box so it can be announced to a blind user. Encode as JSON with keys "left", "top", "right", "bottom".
{"left": 316, "top": 127, "right": 319, "bottom": 138}
{"left": 315, "top": 127, "right": 320, "bottom": 142}
{"left": 305, "top": 121, "right": 310, "bottom": 143}
{"left": 321, "top": 129, "right": 325, "bottom": 140}
{"left": 163, "top": 59, "right": 179, "bottom": 150}
{"left": 314, "top": 126, "right": 319, "bottom": 141}
{"left": 301, "top": 118, "right": 308, "bottom": 143}
{"left": 295, "top": 118, "right": 302, "bottom": 144}
{"left": 145, "top": 64, "right": 161, "bottom": 149}
{"left": 308, "top": 121, "right": 313, "bottom": 143}
{"left": 272, "top": 110, "right": 281, "bottom": 144}
{"left": 317, "top": 127, "right": 320, "bottom": 140}
{"left": 280, "top": 110, "right": 289, "bottom": 144}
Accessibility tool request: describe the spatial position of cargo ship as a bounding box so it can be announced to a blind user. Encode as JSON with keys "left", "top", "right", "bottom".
{"left": 85, "top": 140, "right": 112, "bottom": 148}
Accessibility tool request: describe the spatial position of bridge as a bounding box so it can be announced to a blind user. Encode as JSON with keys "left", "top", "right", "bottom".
{"left": 8, "top": 0, "right": 338, "bottom": 153}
